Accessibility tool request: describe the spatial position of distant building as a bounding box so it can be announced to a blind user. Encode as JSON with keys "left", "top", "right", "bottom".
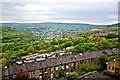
{"left": 91, "top": 28, "right": 103, "bottom": 31}
{"left": 107, "top": 58, "right": 120, "bottom": 74}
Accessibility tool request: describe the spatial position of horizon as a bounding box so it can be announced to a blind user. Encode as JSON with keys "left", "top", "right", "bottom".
{"left": 1, "top": 22, "right": 118, "bottom": 26}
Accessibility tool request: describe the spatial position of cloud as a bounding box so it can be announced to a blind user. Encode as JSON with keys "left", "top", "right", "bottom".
{"left": 1, "top": 0, "right": 119, "bottom": 24}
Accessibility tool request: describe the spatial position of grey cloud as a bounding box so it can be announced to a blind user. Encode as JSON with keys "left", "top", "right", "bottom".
{"left": 1, "top": 1, "right": 118, "bottom": 24}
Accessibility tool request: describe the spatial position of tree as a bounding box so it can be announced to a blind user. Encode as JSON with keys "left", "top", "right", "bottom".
{"left": 66, "top": 72, "right": 79, "bottom": 80}
{"left": 46, "top": 47, "right": 52, "bottom": 52}
{"left": 62, "top": 41, "right": 74, "bottom": 48}
{"left": 97, "top": 39, "right": 113, "bottom": 49}
{"left": 18, "top": 49, "right": 28, "bottom": 56}
{"left": 52, "top": 38, "right": 60, "bottom": 45}
{"left": 72, "top": 38, "right": 80, "bottom": 45}
{"left": 57, "top": 70, "right": 66, "bottom": 78}
{"left": 98, "top": 55, "right": 107, "bottom": 70}
{"left": 81, "top": 43, "right": 97, "bottom": 51}
{"left": 27, "top": 46, "right": 34, "bottom": 53}
{"left": 9, "top": 54, "right": 17, "bottom": 60}
{"left": 78, "top": 64, "right": 100, "bottom": 76}
{"left": 105, "top": 34, "right": 118, "bottom": 38}
{"left": 39, "top": 50, "right": 47, "bottom": 53}
{"left": 52, "top": 45, "right": 60, "bottom": 51}
{"left": 1, "top": 58, "right": 10, "bottom": 66}
{"left": 74, "top": 45, "right": 85, "bottom": 53}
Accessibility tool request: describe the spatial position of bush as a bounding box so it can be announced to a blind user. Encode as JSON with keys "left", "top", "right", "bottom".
{"left": 66, "top": 72, "right": 79, "bottom": 80}
{"left": 78, "top": 64, "right": 100, "bottom": 76}
{"left": 103, "top": 70, "right": 120, "bottom": 80}
{"left": 105, "top": 34, "right": 118, "bottom": 38}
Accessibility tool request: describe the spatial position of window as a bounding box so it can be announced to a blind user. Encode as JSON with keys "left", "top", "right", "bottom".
{"left": 56, "top": 67, "right": 58, "bottom": 70}
{"left": 80, "top": 61, "right": 82, "bottom": 64}
{"left": 84, "top": 61, "right": 86, "bottom": 63}
{"left": 39, "top": 70, "right": 42, "bottom": 73}
{"left": 112, "top": 66, "right": 114, "bottom": 70}
{"left": 109, "top": 66, "right": 110, "bottom": 69}
{"left": 62, "top": 66, "right": 64, "bottom": 69}
{"left": 39, "top": 76, "right": 42, "bottom": 79}
{"left": 71, "top": 63, "right": 74, "bottom": 66}
{"left": 64, "top": 65, "right": 66, "bottom": 70}
{"left": 32, "top": 72, "right": 35, "bottom": 76}
{"left": 89, "top": 60, "right": 91, "bottom": 63}
{"left": 87, "top": 60, "right": 89, "bottom": 62}
{"left": 94, "top": 59, "right": 96, "bottom": 62}
{"left": 51, "top": 74, "right": 53, "bottom": 78}
{"left": 33, "top": 72, "right": 35, "bottom": 74}
{"left": 76, "top": 63, "right": 78, "bottom": 66}
{"left": 44, "top": 69, "right": 47, "bottom": 72}
{"left": 115, "top": 68, "right": 119, "bottom": 74}
{"left": 66, "top": 65, "right": 69, "bottom": 69}
{"left": 51, "top": 68, "right": 54, "bottom": 71}
{"left": 39, "top": 70, "right": 42, "bottom": 74}
{"left": 39, "top": 70, "right": 42, "bottom": 72}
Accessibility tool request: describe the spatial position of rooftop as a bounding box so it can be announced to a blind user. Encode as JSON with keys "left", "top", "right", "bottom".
{"left": 78, "top": 71, "right": 116, "bottom": 80}
{"left": 2, "top": 48, "right": 120, "bottom": 77}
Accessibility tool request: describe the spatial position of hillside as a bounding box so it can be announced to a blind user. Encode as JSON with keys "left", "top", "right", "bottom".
{"left": 1, "top": 25, "right": 119, "bottom": 66}
{"left": 2, "top": 23, "right": 96, "bottom": 31}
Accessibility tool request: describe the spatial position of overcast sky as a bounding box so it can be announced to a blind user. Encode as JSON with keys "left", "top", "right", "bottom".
{"left": 1, "top": 0, "right": 119, "bottom": 24}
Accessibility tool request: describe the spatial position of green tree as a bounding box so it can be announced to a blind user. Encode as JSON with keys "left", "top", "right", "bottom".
{"left": 66, "top": 72, "right": 79, "bottom": 80}
{"left": 81, "top": 43, "right": 97, "bottom": 51}
{"left": 97, "top": 39, "right": 113, "bottom": 49}
{"left": 105, "top": 34, "right": 118, "bottom": 38}
{"left": 39, "top": 50, "right": 47, "bottom": 53}
{"left": 74, "top": 45, "right": 85, "bottom": 53}
{"left": 57, "top": 70, "right": 66, "bottom": 78}
{"left": 52, "top": 38, "right": 60, "bottom": 45}
{"left": 98, "top": 55, "right": 107, "bottom": 70}
{"left": 27, "top": 46, "right": 34, "bottom": 53}
{"left": 1, "top": 58, "right": 10, "bottom": 66}
{"left": 78, "top": 64, "right": 100, "bottom": 76}
{"left": 62, "top": 41, "right": 74, "bottom": 48}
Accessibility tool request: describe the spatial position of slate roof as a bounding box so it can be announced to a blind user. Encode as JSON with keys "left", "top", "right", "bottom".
{"left": 2, "top": 48, "right": 119, "bottom": 77}
{"left": 78, "top": 71, "right": 116, "bottom": 80}
{"left": 37, "top": 60, "right": 49, "bottom": 69}
{"left": 105, "top": 49, "right": 114, "bottom": 55}
{"left": 59, "top": 56, "right": 68, "bottom": 64}
{"left": 8, "top": 64, "right": 27, "bottom": 76}
{"left": 111, "top": 48, "right": 120, "bottom": 55}
{"left": 66, "top": 54, "right": 76, "bottom": 63}
{"left": 92, "top": 51, "right": 103, "bottom": 57}
{"left": 36, "top": 61, "right": 44, "bottom": 69}
{"left": 81, "top": 51, "right": 102, "bottom": 60}
{"left": 100, "top": 49, "right": 114, "bottom": 56}
{"left": 25, "top": 62, "right": 37, "bottom": 71}
{"left": 75, "top": 53, "right": 85, "bottom": 61}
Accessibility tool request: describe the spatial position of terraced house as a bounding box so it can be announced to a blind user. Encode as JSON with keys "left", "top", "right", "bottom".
{"left": 107, "top": 58, "right": 120, "bottom": 74}
{"left": 2, "top": 48, "right": 120, "bottom": 80}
